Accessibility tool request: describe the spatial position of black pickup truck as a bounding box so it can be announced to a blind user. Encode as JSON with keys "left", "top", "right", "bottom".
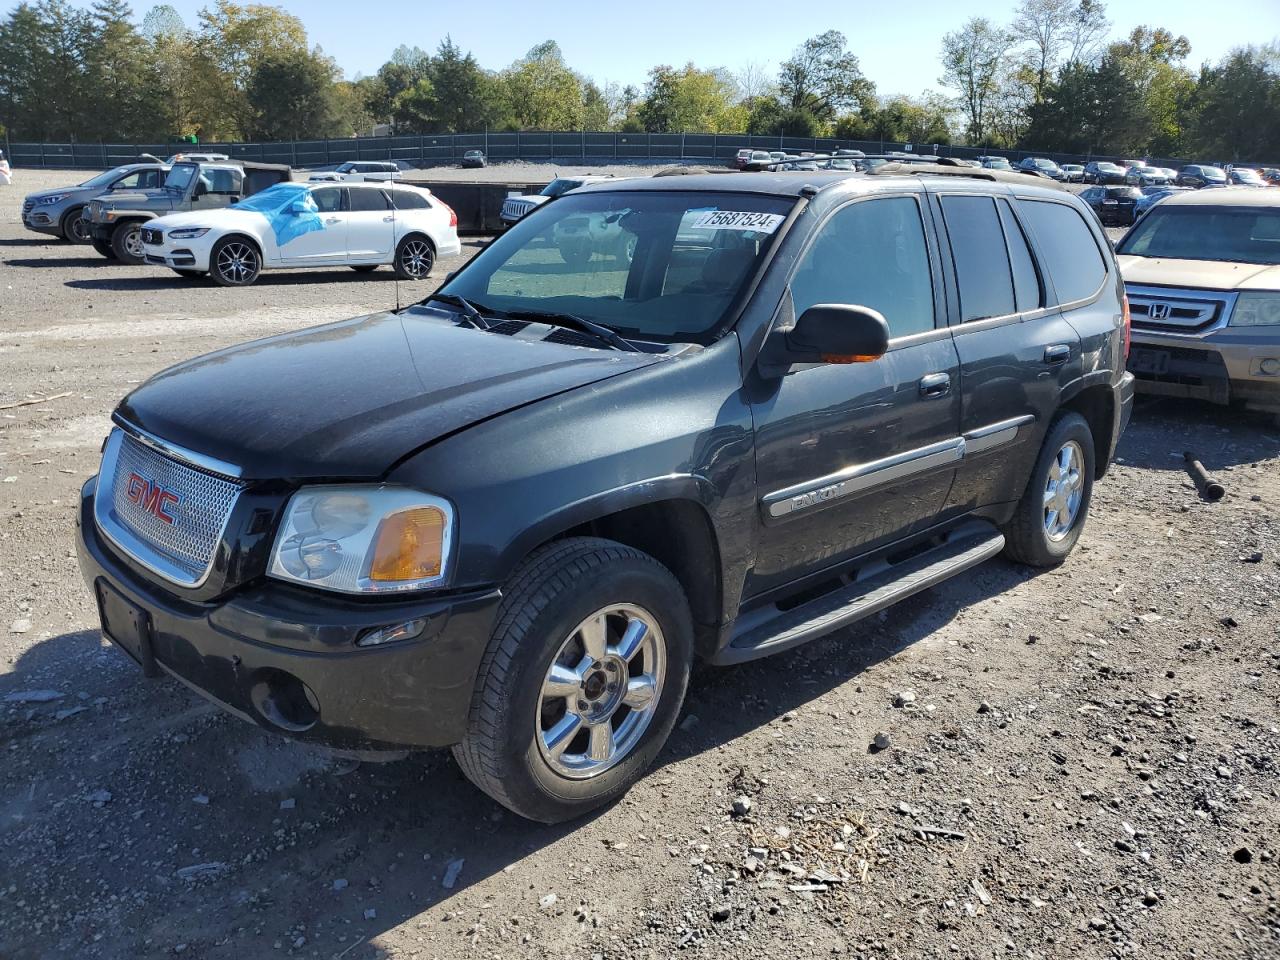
{"left": 77, "top": 168, "right": 1134, "bottom": 822}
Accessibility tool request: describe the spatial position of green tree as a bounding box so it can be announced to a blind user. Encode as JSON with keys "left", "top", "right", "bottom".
{"left": 777, "top": 30, "right": 874, "bottom": 122}
{"left": 940, "top": 17, "right": 1014, "bottom": 143}
{"left": 1188, "top": 46, "right": 1280, "bottom": 161}
{"left": 636, "top": 63, "right": 741, "bottom": 133}
{"left": 247, "top": 47, "right": 340, "bottom": 140}
{"left": 86, "top": 0, "right": 172, "bottom": 139}
{"left": 499, "top": 41, "right": 586, "bottom": 129}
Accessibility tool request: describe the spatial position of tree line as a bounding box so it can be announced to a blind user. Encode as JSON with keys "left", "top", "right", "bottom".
{"left": 0, "top": 0, "right": 1277, "bottom": 161}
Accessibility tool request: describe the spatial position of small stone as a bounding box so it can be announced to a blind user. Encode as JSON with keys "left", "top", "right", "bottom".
{"left": 442, "top": 858, "right": 465, "bottom": 889}
{"left": 292, "top": 937, "right": 306, "bottom": 949}
{"left": 731, "top": 795, "right": 753, "bottom": 817}
{"left": 192, "top": 794, "right": 209, "bottom": 805}
{"left": 892, "top": 690, "right": 916, "bottom": 708}
{"left": 176, "top": 862, "right": 228, "bottom": 881}
{"left": 1137, "top": 613, "right": 1163, "bottom": 624}
{"left": 1142, "top": 891, "right": 1159, "bottom": 907}
{"left": 88, "top": 789, "right": 112, "bottom": 805}
{"left": 1216, "top": 765, "right": 1232, "bottom": 779}
{"left": 1233, "top": 847, "right": 1253, "bottom": 864}
{"left": 710, "top": 904, "right": 731, "bottom": 922}
{"left": 977, "top": 701, "right": 992, "bottom": 714}
{"left": 363, "top": 908, "right": 377, "bottom": 921}
{"left": 8, "top": 619, "right": 32, "bottom": 634}
{"left": 539, "top": 893, "right": 558, "bottom": 911}
{"left": 1088, "top": 916, "right": 1108, "bottom": 931}
{"left": 332, "top": 878, "right": 348, "bottom": 891}
{"left": 1239, "top": 552, "right": 1264, "bottom": 564}
{"left": 1115, "top": 839, "right": 1134, "bottom": 853}
{"left": 279, "top": 798, "right": 296, "bottom": 810}
{"left": 1220, "top": 616, "right": 1239, "bottom": 628}
{"left": 871, "top": 731, "right": 891, "bottom": 752}
{"left": 679, "top": 714, "right": 700, "bottom": 732}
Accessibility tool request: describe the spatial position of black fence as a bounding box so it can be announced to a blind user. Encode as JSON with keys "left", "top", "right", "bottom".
{"left": 2, "top": 131, "right": 1252, "bottom": 172}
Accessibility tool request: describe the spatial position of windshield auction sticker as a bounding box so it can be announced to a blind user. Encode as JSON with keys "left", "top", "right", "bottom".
{"left": 691, "top": 211, "right": 785, "bottom": 233}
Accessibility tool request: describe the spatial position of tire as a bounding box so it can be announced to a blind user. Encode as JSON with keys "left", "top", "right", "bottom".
{"left": 209, "top": 236, "right": 261, "bottom": 287}
{"left": 61, "top": 207, "right": 90, "bottom": 244}
{"left": 616, "top": 234, "right": 638, "bottom": 263}
{"left": 393, "top": 235, "right": 434, "bottom": 280}
{"left": 453, "top": 537, "right": 694, "bottom": 823}
{"left": 1001, "top": 412, "right": 1095, "bottom": 568}
{"left": 91, "top": 238, "right": 116, "bottom": 259}
{"left": 111, "top": 221, "right": 146, "bottom": 264}
{"left": 558, "top": 241, "right": 592, "bottom": 268}
{"left": 350, "top": 264, "right": 378, "bottom": 273}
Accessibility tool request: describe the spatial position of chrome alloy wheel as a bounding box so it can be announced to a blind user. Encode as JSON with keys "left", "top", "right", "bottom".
{"left": 123, "top": 226, "right": 144, "bottom": 259}
{"left": 1044, "top": 440, "right": 1084, "bottom": 541}
{"left": 216, "top": 241, "right": 259, "bottom": 284}
{"left": 536, "top": 604, "right": 666, "bottom": 779}
{"left": 400, "top": 239, "right": 433, "bottom": 278}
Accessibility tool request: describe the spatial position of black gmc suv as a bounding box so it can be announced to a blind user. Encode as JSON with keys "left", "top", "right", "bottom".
{"left": 77, "top": 169, "right": 1134, "bottom": 823}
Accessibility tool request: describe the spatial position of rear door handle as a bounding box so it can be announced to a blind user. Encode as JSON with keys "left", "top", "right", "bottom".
{"left": 918, "top": 372, "right": 951, "bottom": 399}
{"left": 1043, "top": 344, "right": 1071, "bottom": 365}
{"left": 324, "top": 217, "right": 341, "bottom": 225}
{"left": 382, "top": 216, "right": 395, "bottom": 222}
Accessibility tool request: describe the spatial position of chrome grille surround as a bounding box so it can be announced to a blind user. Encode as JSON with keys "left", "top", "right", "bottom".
{"left": 94, "top": 424, "right": 243, "bottom": 588}
{"left": 1125, "top": 284, "right": 1237, "bottom": 336}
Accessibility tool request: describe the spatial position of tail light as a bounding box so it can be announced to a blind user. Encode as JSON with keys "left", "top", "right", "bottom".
{"left": 1121, "top": 293, "right": 1131, "bottom": 360}
{"left": 442, "top": 202, "right": 457, "bottom": 228}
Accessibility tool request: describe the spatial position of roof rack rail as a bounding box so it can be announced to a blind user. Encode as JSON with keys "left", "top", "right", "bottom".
{"left": 865, "top": 162, "right": 1069, "bottom": 192}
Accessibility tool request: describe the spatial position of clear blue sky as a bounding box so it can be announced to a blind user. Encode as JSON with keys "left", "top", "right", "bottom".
{"left": 14, "top": 0, "right": 1280, "bottom": 96}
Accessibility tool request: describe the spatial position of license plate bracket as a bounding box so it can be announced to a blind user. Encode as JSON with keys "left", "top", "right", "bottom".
{"left": 95, "top": 579, "right": 159, "bottom": 677}
{"left": 1129, "top": 349, "right": 1170, "bottom": 375}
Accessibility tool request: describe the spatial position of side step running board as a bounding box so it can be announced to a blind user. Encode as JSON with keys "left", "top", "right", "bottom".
{"left": 713, "top": 522, "right": 1005, "bottom": 665}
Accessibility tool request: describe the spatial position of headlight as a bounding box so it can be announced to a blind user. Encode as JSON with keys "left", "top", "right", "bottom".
{"left": 168, "top": 227, "right": 209, "bottom": 240}
{"left": 268, "top": 486, "right": 454, "bottom": 594}
{"left": 1230, "top": 292, "right": 1280, "bottom": 327}
{"left": 37, "top": 194, "right": 67, "bottom": 205}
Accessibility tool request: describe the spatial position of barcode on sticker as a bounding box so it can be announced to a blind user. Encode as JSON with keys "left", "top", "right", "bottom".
{"left": 690, "top": 211, "right": 785, "bottom": 233}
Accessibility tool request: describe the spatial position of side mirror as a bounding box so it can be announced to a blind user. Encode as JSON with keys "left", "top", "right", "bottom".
{"left": 759, "top": 304, "right": 890, "bottom": 377}
{"left": 194, "top": 181, "right": 208, "bottom": 197}
{"left": 289, "top": 199, "right": 311, "bottom": 215}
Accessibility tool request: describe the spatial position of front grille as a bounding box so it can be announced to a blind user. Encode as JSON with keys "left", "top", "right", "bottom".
{"left": 141, "top": 227, "right": 162, "bottom": 245}
{"left": 22, "top": 200, "right": 34, "bottom": 216}
{"left": 96, "top": 429, "right": 241, "bottom": 586}
{"left": 502, "top": 199, "right": 532, "bottom": 219}
{"left": 1126, "top": 285, "right": 1232, "bottom": 335}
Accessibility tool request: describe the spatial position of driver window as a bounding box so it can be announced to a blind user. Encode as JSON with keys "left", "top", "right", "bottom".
{"left": 115, "top": 172, "right": 141, "bottom": 189}
{"left": 790, "top": 197, "right": 936, "bottom": 338}
{"left": 311, "top": 187, "right": 342, "bottom": 213}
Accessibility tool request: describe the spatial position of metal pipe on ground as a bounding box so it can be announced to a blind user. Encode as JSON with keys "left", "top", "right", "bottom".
{"left": 1184, "top": 452, "right": 1225, "bottom": 502}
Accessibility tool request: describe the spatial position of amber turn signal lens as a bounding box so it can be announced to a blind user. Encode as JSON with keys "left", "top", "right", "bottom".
{"left": 820, "top": 353, "right": 880, "bottom": 364}
{"left": 368, "top": 507, "right": 445, "bottom": 581}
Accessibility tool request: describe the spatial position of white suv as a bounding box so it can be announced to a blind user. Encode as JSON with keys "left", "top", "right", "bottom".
{"left": 499, "top": 175, "right": 623, "bottom": 227}
{"left": 308, "top": 161, "right": 405, "bottom": 183}
{"left": 140, "top": 181, "right": 460, "bottom": 286}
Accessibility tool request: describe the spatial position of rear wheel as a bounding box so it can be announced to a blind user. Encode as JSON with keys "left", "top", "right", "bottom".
{"left": 209, "top": 236, "right": 261, "bottom": 286}
{"left": 61, "top": 207, "right": 90, "bottom": 244}
{"left": 110, "top": 222, "right": 145, "bottom": 264}
{"left": 1001, "top": 412, "right": 1095, "bottom": 567}
{"left": 453, "top": 537, "right": 693, "bottom": 823}
{"left": 393, "top": 235, "right": 434, "bottom": 280}
{"left": 91, "top": 238, "right": 116, "bottom": 259}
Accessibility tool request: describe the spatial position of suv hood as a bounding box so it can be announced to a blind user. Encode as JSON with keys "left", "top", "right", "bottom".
{"left": 26, "top": 186, "right": 85, "bottom": 201}
{"left": 1118, "top": 255, "right": 1280, "bottom": 292}
{"left": 116, "top": 310, "right": 663, "bottom": 480}
{"left": 152, "top": 208, "right": 259, "bottom": 230}
{"left": 97, "top": 188, "right": 174, "bottom": 210}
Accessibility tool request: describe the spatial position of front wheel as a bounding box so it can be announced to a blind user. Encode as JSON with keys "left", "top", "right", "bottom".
{"left": 110, "top": 222, "right": 145, "bottom": 264}
{"left": 61, "top": 207, "right": 90, "bottom": 244}
{"left": 1001, "top": 412, "right": 1095, "bottom": 567}
{"left": 394, "top": 236, "right": 434, "bottom": 280}
{"left": 453, "top": 537, "right": 693, "bottom": 823}
{"left": 209, "top": 237, "right": 261, "bottom": 286}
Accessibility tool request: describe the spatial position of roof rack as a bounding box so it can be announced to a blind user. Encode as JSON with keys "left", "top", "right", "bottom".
{"left": 864, "top": 162, "right": 1069, "bottom": 192}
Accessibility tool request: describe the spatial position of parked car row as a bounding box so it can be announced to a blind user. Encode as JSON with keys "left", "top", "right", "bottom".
{"left": 22, "top": 158, "right": 460, "bottom": 286}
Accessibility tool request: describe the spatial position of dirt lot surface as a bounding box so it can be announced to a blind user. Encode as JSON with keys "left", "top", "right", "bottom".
{"left": 1, "top": 168, "right": 1278, "bottom": 960}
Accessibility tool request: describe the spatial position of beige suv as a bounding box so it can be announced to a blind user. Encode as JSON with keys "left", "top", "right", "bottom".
{"left": 1116, "top": 189, "right": 1280, "bottom": 420}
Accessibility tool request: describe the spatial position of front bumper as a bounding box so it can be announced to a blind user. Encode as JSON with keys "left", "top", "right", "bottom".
{"left": 76, "top": 477, "right": 502, "bottom": 752}
{"left": 23, "top": 204, "right": 67, "bottom": 236}
{"left": 142, "top": 237, "right": 214, "bottom": 271}
{"left": 1128, "top": 328, "right": 1280, "bottom": 410}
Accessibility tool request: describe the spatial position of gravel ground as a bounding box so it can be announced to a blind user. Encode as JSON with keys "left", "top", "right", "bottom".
{"left": 1, "top": 169, "right": 1278, "bottom": 960}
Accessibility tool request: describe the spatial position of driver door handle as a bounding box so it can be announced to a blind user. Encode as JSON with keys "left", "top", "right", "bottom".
{"left": 324, "top": 217, "right": 341, "bottom": 225}
{"left": 918, "top": 372, "right": 951, "bottom": 399}
{"left": 1043, "top": 343, "right": 1071, "bottom": 365}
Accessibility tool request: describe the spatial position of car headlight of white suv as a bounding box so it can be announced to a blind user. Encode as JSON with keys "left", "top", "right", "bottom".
{"left": 1230, "top": 292, "right": 1280, "bottom": 327}
{"left": 268, "top": 486, "right": 455, "bottom": 594}
{"left": 167, "top": 227, "right": 210, "bottom": 240}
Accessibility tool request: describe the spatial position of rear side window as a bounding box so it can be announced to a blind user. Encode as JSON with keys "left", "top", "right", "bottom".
{"left": 940, "top": 195, "right": 1014, "bottom": 322}
{"left": 349, "top": 188, "right": 390, "bottom": 212}
{"left": 997, "top": 200, "right": 1041, "bottom": 312}
{"left": 1017, "top": 200, "right": 1107, "bottom": 305}
{"left": 789, "top": 196, "right": 936, "bottom": 338}
{"left": 389, "top": 190, "right": 429, "bottom": 210}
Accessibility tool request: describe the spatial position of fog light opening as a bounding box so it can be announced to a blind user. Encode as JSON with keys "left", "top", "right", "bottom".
{"left": 1258, "top": 358, "right": 1280, "bottom": 376}
{"left": 356, "top": 618, "right": 427, "bottom": 648}
{"left": 250, "top": 670, "right": 320, "bottom": 732}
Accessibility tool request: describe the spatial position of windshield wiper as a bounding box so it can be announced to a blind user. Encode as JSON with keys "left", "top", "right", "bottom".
{"left": 502, "top": 309, "right": 639, "bottom": 352}
{"left": 423, "top": 293, "right": 494, "bottom": 330}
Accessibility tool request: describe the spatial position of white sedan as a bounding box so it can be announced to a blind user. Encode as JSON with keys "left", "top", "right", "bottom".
{"left": 140, "top": 181, "right": 460, "bottom": 286}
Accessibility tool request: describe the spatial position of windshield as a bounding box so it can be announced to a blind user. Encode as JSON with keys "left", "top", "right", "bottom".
{"left": 437, "top": 190, "right": 793, "bottom": 344}
{"left": 233, "top": 183, "right": 308, "bottom": 213}
{"left": 540, "top": 178, "right": 583, "bottom": 198}
{"left": 79, "top": 165, "right": 134, "bottom": 189}
{"left": 1233, "top": 169, "right": 1264, "bottom": 183}
{"left": 1106, "top": 187, "right": 1141, "bottom": 198}
{"left": 1200, "top": 167, "right": 1226, "bottom": 179}
{"left": 1117, "top": 206, "right": 1280, "bottom": 265}
{"left": 1034, "top": 159, "right": 1059, "bottom": 169}
{"left": 164, "top": 163, "right": 198, "bottom": 192}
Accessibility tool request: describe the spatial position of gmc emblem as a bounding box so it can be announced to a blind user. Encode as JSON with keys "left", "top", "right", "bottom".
{"left": 126, "top": 472, "right": 181, "bottom": 524}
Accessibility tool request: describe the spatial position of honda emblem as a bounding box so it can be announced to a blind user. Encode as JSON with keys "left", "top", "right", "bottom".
{"left": 1148, "top": 302, "right": 1171, "bottom": 321}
